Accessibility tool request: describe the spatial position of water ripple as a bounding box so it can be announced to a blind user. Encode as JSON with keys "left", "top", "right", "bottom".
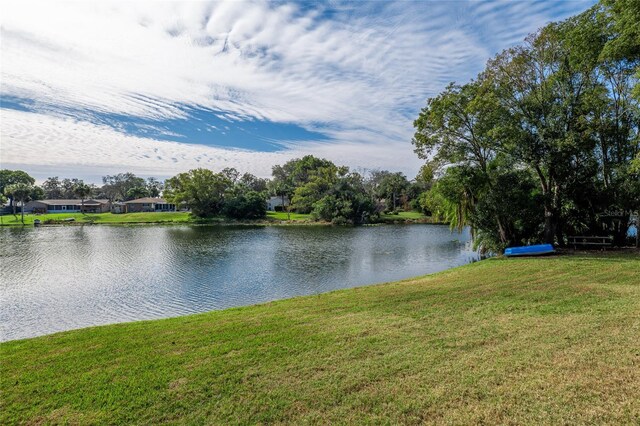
{"left": 0, "top": 225, "right": 477, "bottom": 341}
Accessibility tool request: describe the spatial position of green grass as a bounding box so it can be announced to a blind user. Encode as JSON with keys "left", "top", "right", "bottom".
{"left": 0, "top": 211, "right": 313, "bottom": 226}
{"left": 378, "top": 210, "right": 432, "bottom": 222}
{"left": 2, "top": 252, "right": 639, "bottom": 424}
{"left": 0, "top": 211, "right": 431, "bottom": 226}
{"left": 265, "top": 211, "right": 312, "bottom": 221}
{"left": 0, "top": 212, "right": 193, "bottom": 225}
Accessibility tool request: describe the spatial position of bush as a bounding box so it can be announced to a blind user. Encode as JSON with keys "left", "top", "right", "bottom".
{"left": 223, "top": 191, "right": 267, "bottom": 219}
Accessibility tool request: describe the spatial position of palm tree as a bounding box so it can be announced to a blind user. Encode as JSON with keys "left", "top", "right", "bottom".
{"left": 4, "top": 183, "right": 33, "bottom": 224}
{"left": 73, "top": 183, "right": 92, "bottom": 214}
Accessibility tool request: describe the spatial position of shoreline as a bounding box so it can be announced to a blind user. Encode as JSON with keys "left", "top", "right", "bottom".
{"left": 2, "top": 252, "right": 639, "bottom": 424}
{"left": 0, "top": 213, "right": 441, "bottom": 227}
{"left": 3, "top": 250, "right": 635, "bottom": 344}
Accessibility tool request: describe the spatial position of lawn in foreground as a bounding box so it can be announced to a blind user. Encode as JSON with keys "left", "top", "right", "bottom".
{"left": 1, "top": 253, "right": 639, "bottom": 424}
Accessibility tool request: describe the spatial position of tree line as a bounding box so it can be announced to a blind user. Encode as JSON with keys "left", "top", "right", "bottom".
{"left": 413, "top": 0, "right": 639, "bottom": 251}
{"left": 158, "top": 156, "right": 432, "bottom": 223}
{"left": 1, "top": 158, "right": 434, "bottom": 223}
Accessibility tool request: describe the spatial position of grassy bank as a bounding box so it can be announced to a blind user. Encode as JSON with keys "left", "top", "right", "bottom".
{"left": 377, "top": 210, "right": 433, "bottom": 223}
{"left": 2, "top": 253, "right": 639, "bottom": 424}
{"left": 0, "top": 211, "right": 313, "bottom": 226}
{"left": 0, "top": 210, "right": 432, "bottom": 226}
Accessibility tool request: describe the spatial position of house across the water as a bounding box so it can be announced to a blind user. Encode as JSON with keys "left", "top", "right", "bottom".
{"left": 266, "top": 196, "right": 289, "bottom": 211}
{"left": 122, "top": 198, "right": 176, "bottom": 213}
{"left": 23, "top": 199, "right": 111, "bottom": 214}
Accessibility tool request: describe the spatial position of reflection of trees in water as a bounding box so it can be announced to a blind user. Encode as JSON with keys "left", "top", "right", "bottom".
{"left": 3, "top": 225, "right": 480, "bottom": 341}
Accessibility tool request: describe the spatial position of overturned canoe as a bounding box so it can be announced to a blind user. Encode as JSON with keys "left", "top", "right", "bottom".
{"left": 504, "top": 244, "right": 555, "bottom": 257}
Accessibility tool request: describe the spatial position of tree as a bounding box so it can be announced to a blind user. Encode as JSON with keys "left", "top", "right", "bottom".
{"left": 223, "top": 190, "right": 267, "bottom": 219}
{"left": 269, "top": 167, "right": 294, "bottom": 220}
{"left": 413, "top": 79, "right": 522, "bottom": 245}
{"left": 413, "top": 3, "right": 639, "bottom": 248}
{"left": 0, "top": 170, "right": 35, "bottom": 211}
{"left": 376, "top": 172, "right": 410, "bottom": 211}
{"left": 30, "top": 186, "right": 45, "bottom": 202}
{"left": 220, "top": 167, "right": 240, "bottom": 183}
{"left": 146, "top": 177, "right": 164, "bottom": 198}
{"left": 0, "top": 193, "right": 6, "bottom": 225}
{"left": 4, "top": 183, "right": 33, "bottom": 224}
{"left": 271, "top": 155, "right": 339, "bottom": 215}
{"left": 310, "top": 172, "right": 375, "bottom": 224}
{"left": 73, "top": 183, "right": 93, "bottom": 214}
{"left": 164, "top": 169, "right": 232, "bottom": 217}
{"left": 126, "top": 186, "right": 150, "bottom": 200}
{"left": 101, "top": 173, "right": 146, "bottom": 201}
{"left": 60, "top": 178, "right": 82, "bottom": 199}
{"left": 483, "top": 13, "right": 609, "bottom": 244}
{"left": 291, "top": 164, "right": 342, "bottom": 213}
{"left": 239, "top": 173, "right": 268, "bottom": 193}
{"left": 599, "top": 0, "right": 640, "bottom": 65}
{"left": 42, "top": 177, "right": 63, "bottom": 199}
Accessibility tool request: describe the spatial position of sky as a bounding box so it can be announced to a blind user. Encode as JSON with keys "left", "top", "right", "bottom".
{"left": 1, "top": 0, "right": 595, "bottom": 183}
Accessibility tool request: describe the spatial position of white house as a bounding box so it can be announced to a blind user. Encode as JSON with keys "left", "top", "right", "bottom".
{"left": 266, "top": 196, "right": 289, "bottom": 211}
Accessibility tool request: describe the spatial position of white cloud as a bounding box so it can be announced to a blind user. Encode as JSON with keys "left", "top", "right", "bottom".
{"left": 0, "top": 109, "right": 422, "bottom": 181}
{"left": 0, "top": 0, "right": 594, "bottom": 179}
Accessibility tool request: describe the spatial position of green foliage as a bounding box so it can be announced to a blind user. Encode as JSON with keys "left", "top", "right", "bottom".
{"left": 599, "top": 0, "right": 640, "bottom": 62}
{"left": 126, "top": 186, "right": 150, "bottom": 200}
{"left": 101, "top": 173, "right": 147, "bottom": 201}
{"left": 164, "top": 169, "right": 232, "bottom": 217}
{"left": 42, "top": 176, "right": 63, "bottom": 199}
{"left": 4, "top": 182, "right": 33, "bottom": 202}
{"left": 239, "top": 173, "right": 268, "bottom": 193}
{"left": 4, "top": 182, "right": 34, "bottom": 222}
{"left": 0, "top": 170, "right": 34, "bottom": 192}
{"left": 30, "top": 186, "right": 45, "bottom": 201}
{"left": 73, "top": 182, "right": 93, "bottom": 200}
{"left": 223, "top": 190, "right": 267, "bottom": 219}
{"left": 0, "top": 170, "right": 35, "bottom": 211}
{"left": 414, "top": 3, "right": 640, "bottom": 248}
{"left": 421, "top": 167, "right": 480, "bottom": 233}
{"left": 146, "top": 177, "right": 163, "bottom": 198}
{"left": 309, "top": 172, "right": 376, "bottom": 224}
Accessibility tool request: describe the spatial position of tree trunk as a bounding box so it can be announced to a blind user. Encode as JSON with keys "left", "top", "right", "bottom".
{"left": 612, "top": 214, "right": 630, "bottom": 247}
{"left": 496, "top": 217, "right": 509, "bottom": 245}
{"left": 555, "top": 214, "right": 564, "bottom": 247}
{"left": 21, "top": 200, "right": 24, "bottom": 224}
{"left": 543, "top": 205, "right": 556, "bottom": 245}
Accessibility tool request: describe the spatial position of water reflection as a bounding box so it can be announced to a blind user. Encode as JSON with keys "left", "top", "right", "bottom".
{"left": 0, "top": 224, "right": 477, "bottom": 341}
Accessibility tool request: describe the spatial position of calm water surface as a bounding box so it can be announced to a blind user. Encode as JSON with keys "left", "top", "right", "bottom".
{"left": 0, "top": 225, "right": 477, "bottom": 341}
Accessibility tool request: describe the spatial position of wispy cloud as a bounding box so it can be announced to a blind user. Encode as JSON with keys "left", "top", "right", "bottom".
{"left": 0, "top": 0, "right": 594, "bottom": 181}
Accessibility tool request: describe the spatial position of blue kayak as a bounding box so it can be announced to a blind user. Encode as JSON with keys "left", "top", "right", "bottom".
{"left": 504, "top": 244, "right": 555, "bottom": 257}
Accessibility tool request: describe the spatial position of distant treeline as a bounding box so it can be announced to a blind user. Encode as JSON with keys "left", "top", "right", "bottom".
{"left": 412, "top": 0, "right": 639, "bottom": 250}
{"left": 0, "top": 157, "right": 434, "bottom": 223}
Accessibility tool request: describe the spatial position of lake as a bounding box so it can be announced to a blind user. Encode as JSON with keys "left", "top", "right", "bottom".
{"left": 0, "top": 224, "right": 477, "bottom": 341}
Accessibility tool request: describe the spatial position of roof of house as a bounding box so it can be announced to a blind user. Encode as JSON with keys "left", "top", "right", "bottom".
{"left": 124, "top": 197, "right": 169, "bottom": 204}
{"left": 29, "top": 199, "right": 110, "bottom": 206}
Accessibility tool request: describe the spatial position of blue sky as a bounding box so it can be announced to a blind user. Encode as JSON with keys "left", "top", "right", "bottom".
{"left": 1, "top": 0, "right": 595, "bottom": 182}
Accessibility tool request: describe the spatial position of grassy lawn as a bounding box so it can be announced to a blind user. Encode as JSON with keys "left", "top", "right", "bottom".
{"left": 2, "top": 252, "right": 639, "bottom": 424}
{"left": 0, "top": 211, "right": 432, "bottom": 226}
{"left": 0, "top": 211, "right": 313, "bottom": 226}
{"left": 378, "top": 210, "right": 431, "bottom": 222}
{"left": 0, "top": 212, "right": 193, "bottom": 225}
{"left": 265, "top": 211, "right": 312, "bottom": 221}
